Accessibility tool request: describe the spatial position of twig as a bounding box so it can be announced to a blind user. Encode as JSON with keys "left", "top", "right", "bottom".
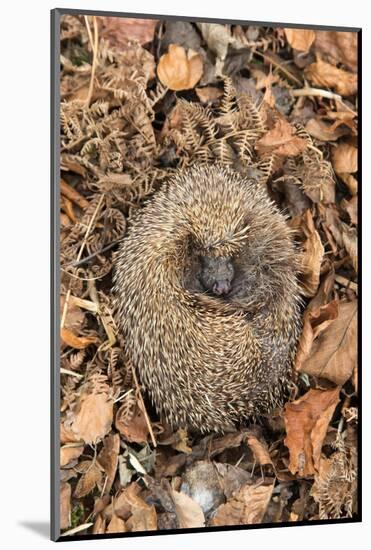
{"left": 254, "top": 50, "right": 302, "bottom": 85}
{"left": 61, "top": 523, "right": 94, "bottom": 537}
{"left": 131, "top": 364, "right": 157, "bottom": 448}
{"left": 335, "top": 274, "right": 358, "bottom": 292}
{"left": 60, "top": 367, "right": 83, "bottom": 379}
{"left": 69, "top": 238, "right": 122, "bottom": 268}
{"left": 84, "top": 16, "right": 99, "bottom": 107}
{"left": 291, "top": 87, "right": 342, "bottom": 101}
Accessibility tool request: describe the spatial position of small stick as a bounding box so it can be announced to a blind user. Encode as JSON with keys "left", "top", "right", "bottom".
{"left": 335, "top": 274, "right": 358, "bottom": 292}
{"left": 60, "top": 367, "right": 83, "bottom": 379}
{"left": 292, "top": 87, "right": 357, "bottom": 116}
{"left": 84, "top": 16, "right": 99, "bottom": 107}
{"left": 131, "top": 364, "right": 157, "bottom": 448}
{"left": 69, "top": 238, "right": 122, "bottom": 268}
{"left": 61, "top": 178, "right": 89, "bottom": 209}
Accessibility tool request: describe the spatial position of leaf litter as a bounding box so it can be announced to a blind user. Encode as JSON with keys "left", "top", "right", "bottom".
{"left": 58, "top": 15, "right": 358, "bottom": 535}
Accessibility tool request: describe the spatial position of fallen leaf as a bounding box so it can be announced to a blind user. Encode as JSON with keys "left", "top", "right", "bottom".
{"left": 214, "top": 462, "right": 253, "bottom": 499}
{"left": 256, "top": 117, "right": 307, "bottom": 157}
{"left": 60, "top": 328, "right": 98, "bottom": 350}
{"left": 305, "top": 57, "right": 357, "bottom": 96}
{"left": 299, "top": 210, "right": 325, "bottom": 297}
{"left": 339, "top": 173, "right": 357, "bottom": 195}
{"left": 284, "top": 388, "right": 340, "bottom": 477}
{"left": 195, "top": 86, "right": 223, "bottom": 104}
{"left": 126, "top": 505, "right": 158, "bottom": 532}
{"left": 210, "top": 431, "right": 248, "bottom": 457}
{"left": 60, "top": 482, "right": 71, "bottom": 530}
{"left": 197, "top": 23, "right": 232, "bottom": 61}
{"left": 246, "top": 433, "right": 273, "bottom": 466}
{"left": 60, "top": 444, "right": 84, "bottom": 467}
{"left": 332, "top": 143, "right": 358, "bottom": 174}
{"left": 171, "top": 489, "right": 205, "bottom": 528}
{"left": 70, "top": 387, "right": 114, "bottom": 445}
{"left": 97, "top": 434, "right": 120, "bottom": 494}
{"left": 99, "top": 17, "right": 158, "bottom": 46}
{"left": 284, "top": 28, "right": 315, "bottom": 52}
{"left": 180, "top": 461, "right": 224, "bottom": 515}
{"left": 305, "top": 118, "right": 350, "bottom": 142}
{"left": 342, "top": 225, "right": 358, "bottom": 272}
{"left": 74, "top": 460, "right": 103, "bottom": 498}
{"left": 106, "top": 514, "right": 127, "bottom": 533}
{"left": 314, "top": 31, "right": 358, "bottom": 72}
{"left": 157, "top": 44, "right": 203, "bottom": 91}
{"left": 210, "top": 482, "right": 274, "bottom": 525}
{"left": 92, "top": 514, "right": 106, "bottom": 534}
{"left": 115, "top": 398, "right": 149, "bottom": 444}
{"left": 341, "top": 196, "right": 357, "bottom": 225}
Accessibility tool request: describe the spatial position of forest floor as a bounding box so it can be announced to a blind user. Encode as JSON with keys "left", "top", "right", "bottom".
{"left": 58, "top": 14, "right": 358, "bottom": 537}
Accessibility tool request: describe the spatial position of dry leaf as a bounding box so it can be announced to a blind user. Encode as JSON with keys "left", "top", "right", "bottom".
{"left": 99, "top": 17, "right": 158, "bottom": 46}
{"left": 284, "top": 28, "right": 315, "bottom": 52}
{"left": 195, "top": 86, "right": 223, "bottom": 104}
{"left": 256, "top": 117, "right": 307, "bottom": 157}
{"left": 115, "top": 399, "right": 149, "bottom": 444}
{"left": 106, "top": 514, "right": 127, "bottom": 533}
{"left": 314, "top": 31, "right": 358, "bottom": 72}
{"left": 60, "top": 444, "right": 84, "bottom": 467}
{"left": 157, "top": 44, "right": 203, "bottom": 91}
{"left": 181, "top": 461, "right": 224, "bottom": 514}
{"left": 284, "top": 387, "right": 340, "bottom": 477}
{"left": 339, "top": 173, "right": 357, "bottom": 195}
{"left": 210, "top": 482, "right": 274, "bottom": 525}
{"left": 305, "top": 118, "right": 350, "bottom": 142}
{"left": 246, "top": 433, "right": 273, "bottom": 466}
{"left": 299, "top": 210, "right": 325, "bottom": 297}
{"left": 332, "top": 143, "right": 358, "bottom": 174}
{"left": 341, "top": 196, "right": 357, "bottom": 226}
{"left": 197, "top": 23, "right": 232, "bottom": 61}
{"left": 74, "top": 460, "right": 103, "bottom": 498}
{"left": 60, "top": 328, "right": 98, "bottom": 350}
{"left": 305, "top": 57, "right": 357, "bottom": 96}
{"left": 97, "top": 434, "right": 120, "bottom": 494}
{"left": 342, "top": 225, "right": 358, "bottom": 272}
{"left": 60, "top": 482, "right": 71, "bottom": 530}
{"left": 70, "top": 391, "right": 113, "bottom": 445}
{"left": 92, "top": 514, "right": 106, "bottom": 534}
{"left": 171, "top": 490, "right": 205, "bottom": 528}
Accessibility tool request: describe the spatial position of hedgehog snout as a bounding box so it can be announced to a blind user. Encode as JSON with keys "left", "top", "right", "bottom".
{"left": 212, "top": 280, "right": 232, "bottom": 296}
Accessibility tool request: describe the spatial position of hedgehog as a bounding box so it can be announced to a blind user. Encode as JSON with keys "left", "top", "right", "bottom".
{"left": 113, "top": 164, "right": 302, "bottom": 433}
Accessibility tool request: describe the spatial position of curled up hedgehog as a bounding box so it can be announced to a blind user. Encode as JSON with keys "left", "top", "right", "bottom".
{"left": 113, "top": 164, "right": 302, "bottom": 433}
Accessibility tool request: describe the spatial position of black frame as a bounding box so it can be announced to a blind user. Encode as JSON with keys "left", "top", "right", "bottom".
{"left": 51, "top": 7, "right": 362, "bottom": 542}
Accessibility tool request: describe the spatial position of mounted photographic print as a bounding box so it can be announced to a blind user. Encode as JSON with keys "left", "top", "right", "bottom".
{"left": 51, "top": 8, "right": 361, "bottom": 541}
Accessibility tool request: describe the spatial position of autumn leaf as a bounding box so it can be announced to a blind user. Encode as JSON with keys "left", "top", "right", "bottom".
{"left": 299, "top": 209, "right": 325, "bottom": 297}
{"left": 74, "top": 460, "right": 103, "bottom": 498}
{"left": 210, "top": 482, "right": 274, "bottom": 525}
{"left": 60, "top": 443, "right": 84, "bottom": 467}
{"left": 305, "top": 57, "right": 357, "bottom": 96}
{"left": 157, "top": 44, "right": 203, "bottom": 91}
{"left": 305, "top": 118, "right": 350, "bottom": 142}
{"left": 97, "top": 433, "right": 120, "bottom": 494}
{"left": 314, "top": 31, "right": 358, "bottom": 72}
{"left": 106, "top": 514, "right": 127, "bottom": 533}
{"left": 256, "top": 117, "right": 307, "bottom": 157}
{"left": 246, "top": 432, "right": 273, "bottom": 466}
{"left": 60, "top": 328, "right": 98, "bottom": 350}
{"left": 115, "top": 397, "right": 149, "bottom": 444}
{"left": 332, "top": 143, "right": 358, "bottom": 174}
{"left": 69, "top": 388, "right": 114, "bottom": 445}
{"left": 171, "top": 490, "right": 205, "bottom": 528}
{"left": 284, "top": 28, "right": 315, "bottom": 52}
{"left": 342, "top": 225, "right": 358, "bottom": 272}
{"left": 284, "top": 388, "right": 340, "bottom": 477}
{"left": 99, "top": 17, "right": 158, "bottom": 46}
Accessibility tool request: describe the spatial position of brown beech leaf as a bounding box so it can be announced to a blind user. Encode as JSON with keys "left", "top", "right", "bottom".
{"left": 92, "top": 514, "right": 106, "bottom": 534}
{"left": 106, "top": 514, "right": 127, "bottom": 533}
{"left": 70, "top": 391, "right": 114, "bottom": 445}
{"left": 332, "top": 143, "right": 358, "bottom": 174}
{"left": 299, "top": 210, "right": 325, "bottom": 297}
{"left": 126, "top": 506, "right": 158, "bottom": 532}
{"left": 97, "top": 434, "right": 120, "bottom": 494}
{"left": 99, "top": 17, "right": 158, "bottom": 46}
{"left": 171, "top": 490, "right": 205, "bottom": 528}
{"left": 284, "top": 28, "right": 315, "bottom": 52}
{"left": 60, "top": 297, "right": 86, "bottom": 332}
{"left": 305, "top": 118, "right": 350, "bottom": 142}
{"left": 314, "top": 31, "right": 358, "bottom": 72}
{"left": 341, "top": 196, "right": 357, "bottom": 225}
{"left": 60, "top": 482, "right": 71, "bottom": 530}
{"left": 298, "top": 300, "right": 357, "bottom": 387}
{"left": 60, "top": 444, "right": 84, "bottom": 467}
{"left": 195, "top": 86, "right": 223, "bottom": 104}
{"left": 246, "top": 433, "right": 273, "bottom": 466}
{"left": 60, "top": 328, "right": 98, "bottom": 350}
{"left": 295, "top": 299, "right": 339, "bottom": 372}
{"left": 342, "top": 224, "right": 357, "bottom": 272}
{"left": 210, "top": 482, "right": 274, "bottom": 526}
{"left": 256, "top": 117, "right": 307, "bottom": 157}
{"left": 115, "top": 399, "right": 149, "bottom": 444}
{"left": 74, "top": 461, "right": 103, "bottom": 498}
{"left": 305, "top": 57, "right": 357, "bottom": 96}
{"left": 157, "top": 44, "right": 203, "bottom": 91}
{"left": 339, "top": 173, "right": 357, "bottom": 196}
{"left": 284, "top": 387, "right": 340, "bottom": 477}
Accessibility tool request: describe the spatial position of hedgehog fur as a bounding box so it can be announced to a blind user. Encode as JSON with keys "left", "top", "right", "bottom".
{"left": 113, "top": 164, "right": 302, "bottom": 433}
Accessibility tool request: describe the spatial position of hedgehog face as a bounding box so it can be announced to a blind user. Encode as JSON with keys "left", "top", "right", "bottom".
{"left": 198, "top": 255, "right": 235, "bottom": 296}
